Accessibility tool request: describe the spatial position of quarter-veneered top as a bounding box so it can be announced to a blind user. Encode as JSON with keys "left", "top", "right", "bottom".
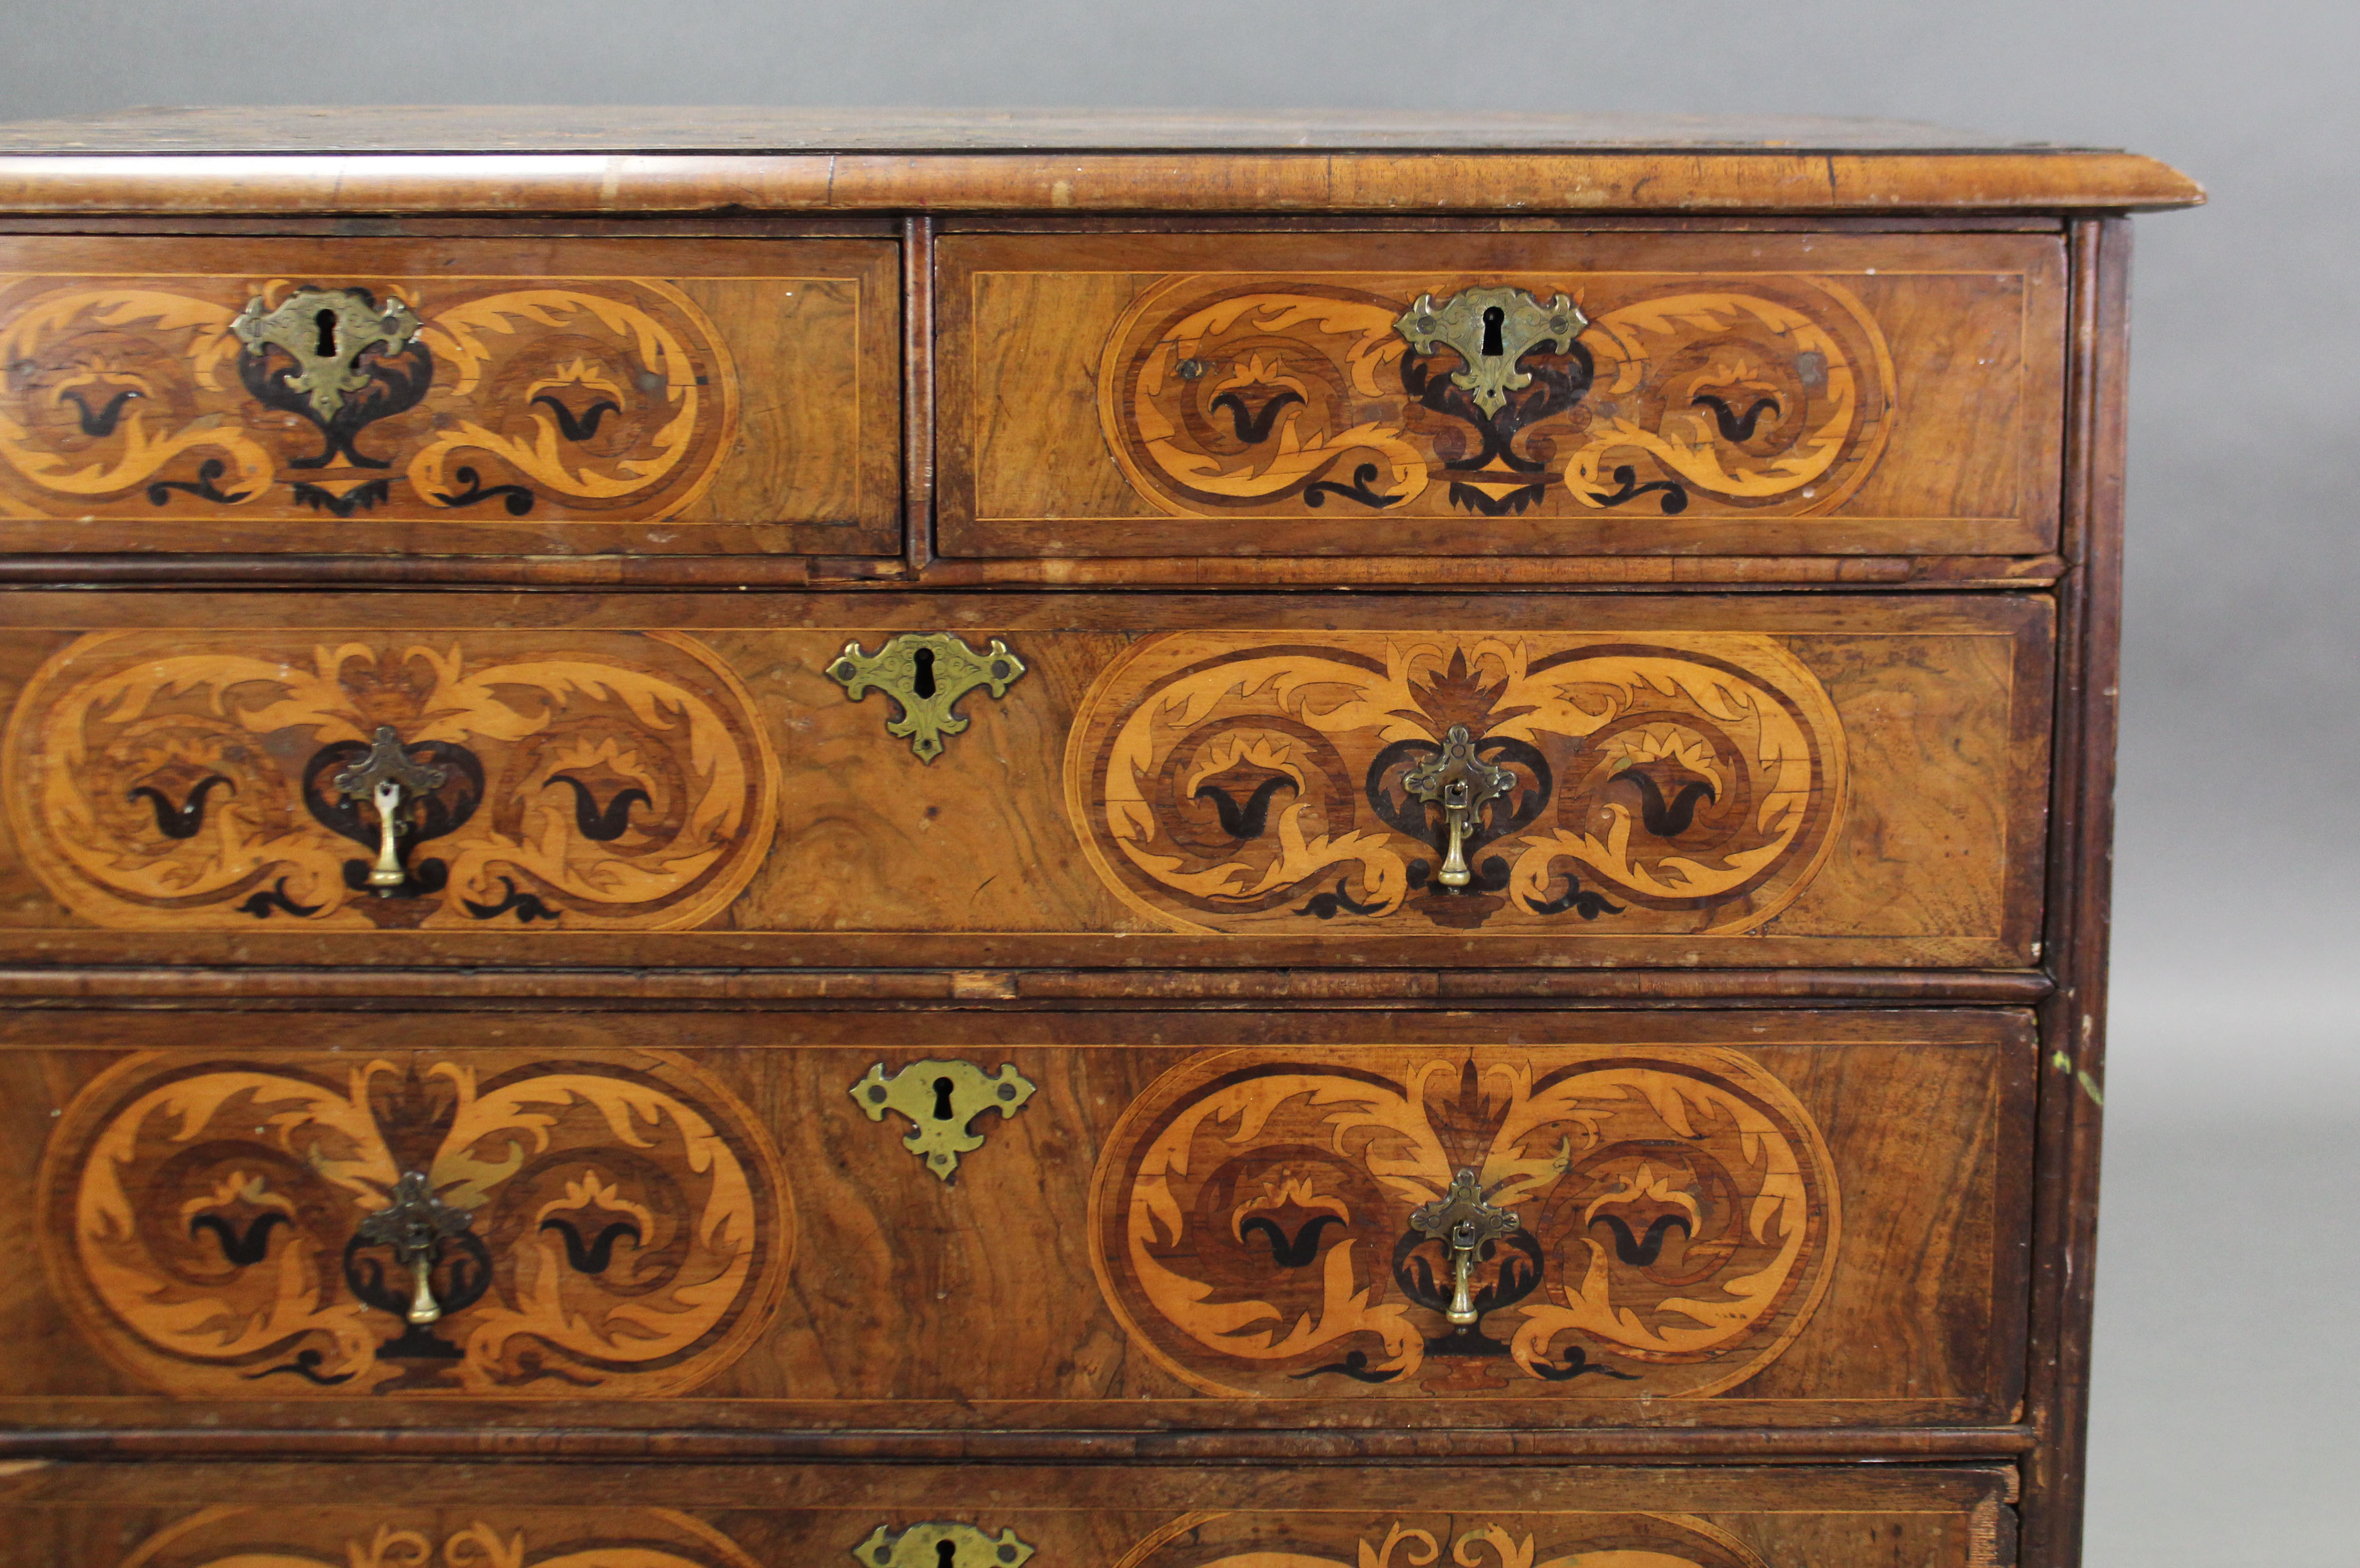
{"left": 0, "top": 106, "right": 2203, "bottom": 215}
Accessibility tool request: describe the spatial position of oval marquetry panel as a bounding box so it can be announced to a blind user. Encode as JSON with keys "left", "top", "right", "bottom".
{"left": 1065, "top": 630, "right": 1847, "bottom": 937}
{"left": 0, "top": 628, "right": 778, "bottom": 930}
{"left": 0, "top": 274, "right": 736, "bottom": 521}
{"left": 37, "top": 1046, "right": 791, "bottom": 1397}
{"left": 1098, "top": 273, "right": 1894, "bottom": 524}
{"left": 1112, "top": 1511, "right": 1773, "bottom": 1568}
{"left": 118, "top": 1506, "right": 764, "bottom": 1568}
{"left": 1088, "top": 1044, "right": 1838, "bottom": 1401}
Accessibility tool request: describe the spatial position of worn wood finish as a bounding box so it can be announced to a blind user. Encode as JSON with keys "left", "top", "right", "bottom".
{"left": 940, "top": 232, "right": 2064, "bottom": 560}
{"left": 0, "top": 111, "right": 2188, "bottom": 1568}
{"left": 0, "top": 1008, "right": 2027, "bottom": 1434}
{"left": 0, "top": 591, "right": 2049, "bottom": 970}
{"left": 0, "top": 236, "right": 901, "bottom": 556}
{"left": 0, "top": 1460, "right": 2018, "bottom": 1568}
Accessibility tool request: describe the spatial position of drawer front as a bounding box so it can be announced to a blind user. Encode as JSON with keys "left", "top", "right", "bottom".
{"left": 0, "top": 237, "right": 901, "bottom": 555}
{"left": 0, "top": 1462, "right": 2018, "bottom": 1568}
{"left": 938, "top": 230, "right": 2064, "bottom": 559}
{"left": 0, "top": 591, "right": 2049, "bottom": 970}
{"left": 1, "top": 1009, "right": 2029, "bottom": 1430}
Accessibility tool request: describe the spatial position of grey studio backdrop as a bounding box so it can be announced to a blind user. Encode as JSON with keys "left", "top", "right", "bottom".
{"left": 0, "top": 3, "right": 2351, "bottom": 1563}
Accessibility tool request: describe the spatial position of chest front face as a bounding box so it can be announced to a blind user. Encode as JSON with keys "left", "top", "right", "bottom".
{"left": 0, "top": 108, "right": 2189, "bottom": 1568}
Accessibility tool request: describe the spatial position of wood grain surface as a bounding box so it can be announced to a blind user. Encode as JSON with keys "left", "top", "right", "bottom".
{"left": 0, "top": 591, "right": 2050, "bottom": 970}
{"left": 939, "top": 231, "right": 2063, "bottom": 559}
{"left": 0, "top": 1007, "right": 2028, "bottom": 1435}
{"left": 0, "top": 236, "right": 900, "bottom": 556}
{"left": 0, "top": 1460, "right": 2018, "bottom": 1568}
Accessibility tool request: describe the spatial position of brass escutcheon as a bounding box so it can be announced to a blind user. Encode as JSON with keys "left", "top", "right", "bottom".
{"left": 230, "top": 285, "right": 424, "bottom": 425}
{"left": 851, "top": 1523, "right": 1036, "bottom": 1568}
{"left": 1410, "top": 1167, "right": 1518, "bottom": 1328}
{"left": 1402, "top": 723, "right": 1516, "bottom": 891}
{"left": 1395, "top": 285, "right": 1587, "bottom": 417}
{"left": 850, "top": 1059, "right": 1036, "bottom": 1181}
{"left": 826, "top": 633, "right": 1027, "bottom": 763}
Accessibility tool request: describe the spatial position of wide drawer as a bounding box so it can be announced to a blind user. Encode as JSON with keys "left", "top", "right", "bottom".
{"left": 1, "top": 1008, "right": 2029, "bottom": 1432}
{"left": 0, "top": 236, "right": 901, "bottom": 556}
{"left": 938, "top": 230, "right": 2065, "bottom": 559}
{"left": 0, "top": 1461, "right": 2018, "bottom": 1568}
{"left": 0, "top": 590, "right": 2051, "bottom": 970}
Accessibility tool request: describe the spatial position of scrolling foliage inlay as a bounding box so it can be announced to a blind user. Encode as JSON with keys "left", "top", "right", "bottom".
{"left": 39, "top": 1048, "right": 789, "bottom": 1397}
{"left": 1112, "top": 1510, "right": 1772, "bottom": 1568}
{"left": 0, "top": 273, "right": 736, "bottom": 521}
{"left": 1088, "top": 1046, "right": 1837, "bottom": 1399}
{"left": 1097, "top": 274, "right": 1893, "bottom": 521}
{"left": 1066, "top": 632, "right": 1845, "bottom": 937}
{"left": 118, "top": 1506, "right": 763, "bottom": 1568}
{"left": 1, "top": 629, "right": 777, "bottom": 930}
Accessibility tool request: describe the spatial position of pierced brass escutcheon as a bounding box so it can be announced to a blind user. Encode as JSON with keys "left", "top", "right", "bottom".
{"left": 1410, "top": 1167, "right": 1519, "bottom": 1328}
{"left": 1403, "top": 723, "right": 1516, "bottom": 891}
{"left": 1395, "top": 285, "right": 1587, "bottom": 417}
{"left": 826, "top": 633, "right": 1027, "bottom": 763}
{"left": 352, "top": 1170, "right": 475, "bottom": 1326}
{"left": 230, "top": 285, "right": 424, "bottom": 425}
{"left": 851, "top": 1523, "right": 1036, "bottom": 1568}
{"left": 850, "top": 1058, "right": 1036, "bottom": 1181}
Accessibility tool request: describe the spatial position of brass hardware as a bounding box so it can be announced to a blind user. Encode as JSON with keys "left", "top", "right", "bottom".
{"left": 353, "top": 1171, "right": 474, "bottom": 1326}
{"left": 1402, "top": 724, "right": 1515, "bottom": 890}
{"left": 1410, "top": 1168, "right": 1518, "bottom": 1329}
{"left": 826, "top": 633, "right": 1027, "bottom": 763}
{"left": 851, "top": 1524, "right": 1036, "bottom": 1568}
{"left": 230, "top": 285, "right": 423, "bottom": 425}
{"left": 850, "top": 1058, "right": 1036, "bottom": 1181}
{"left": 331, "top": 726, "right": 447, "bottom": 893}
{"left": 1395, "top": 285, "right": 1587, "bottom": 417}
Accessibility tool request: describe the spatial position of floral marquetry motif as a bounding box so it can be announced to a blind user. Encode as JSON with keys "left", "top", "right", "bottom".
{"left": 1110, "top": 1510, "right": 1773, "bottom": 1568}
{"left": 1, "top": 629, "right": 777, "bottom": 929}
{"left": 1097, "top": 274, "right": 1892, "bottom": 522}
{"left": 37, "top": 1048, "right": 790, "bottom": 1396}
{"left": 116, "top": 1506, "right": 764, "bottom": 1568}
{"left": 1064, "top": 632, "right": 1846, "bottom": 936}
{"left": 0, "top": 274, "right": 736, "bottom": 522}
{"left": 1087, "top": 1046, "right": 1837, "bottom": 1399}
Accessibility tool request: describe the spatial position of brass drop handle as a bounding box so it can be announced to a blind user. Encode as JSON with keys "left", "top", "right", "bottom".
{"left": 1411, "top": 1168, "right": 1517, "bottom": 1329}
{"left": 1403, "top": 724, "right": 1515, "bottom": 891}
{"left": 331, "top": 726, "right": 446, "bottom": 894}
{"left": 353, "top": 1171, "right": 474, "bottom": 1325}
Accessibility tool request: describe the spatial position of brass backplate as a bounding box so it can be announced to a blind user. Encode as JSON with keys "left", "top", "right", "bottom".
{"left": 826, "top": 633, "right": 1027, "bottom": 762}
{"left": 852, "top": 1523, "right": 1036, "bottom": 1567}
{"left": 850, "top": 1058, "right": 1037, "bottom": 1180}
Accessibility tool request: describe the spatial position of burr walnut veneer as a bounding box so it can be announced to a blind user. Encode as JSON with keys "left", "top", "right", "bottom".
{"left": 0, "top": 109, "right": 2196, "bottom": 1568}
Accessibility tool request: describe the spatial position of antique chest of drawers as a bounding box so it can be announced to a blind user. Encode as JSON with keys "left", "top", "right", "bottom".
{"left": 0, "top": 109, "right": 2198, "bottom": 1568}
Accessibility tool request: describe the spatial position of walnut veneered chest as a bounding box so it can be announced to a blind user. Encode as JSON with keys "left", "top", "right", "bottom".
{"left": 0, "top": 108, "right": 2198, "bottom": 1568}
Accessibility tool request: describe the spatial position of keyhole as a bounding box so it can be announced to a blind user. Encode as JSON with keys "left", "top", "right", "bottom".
{"left": 931, "top": 1077, "right": 956, "bottom": 1120}
{"left": 1479, "top": 305, "right": 1507, "bottom": 357}
{"left": 313, "top": 308, "right": 339, "bottom": 358}
{"left": 912, "top": 646, "right": 937, "bottom": 699}
{"left": 936, "top": 1542, "right": 959, "bottom": 1568}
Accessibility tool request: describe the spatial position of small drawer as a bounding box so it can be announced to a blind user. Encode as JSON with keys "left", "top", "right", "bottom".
{"left": 0, "top": 236, "right": 901, "bottom": 556}
{"left": 0, "top": 1461, "right": 2018, "bottom": 1567}
{"left": 2, "top": 1008, "right": 2027, "bottom": 1430}
{"left": 937, "top": 230, "right": 2064, "bottom": 560}
{"left": 0, "top": 590, "right": 2049, "bottom": 971}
